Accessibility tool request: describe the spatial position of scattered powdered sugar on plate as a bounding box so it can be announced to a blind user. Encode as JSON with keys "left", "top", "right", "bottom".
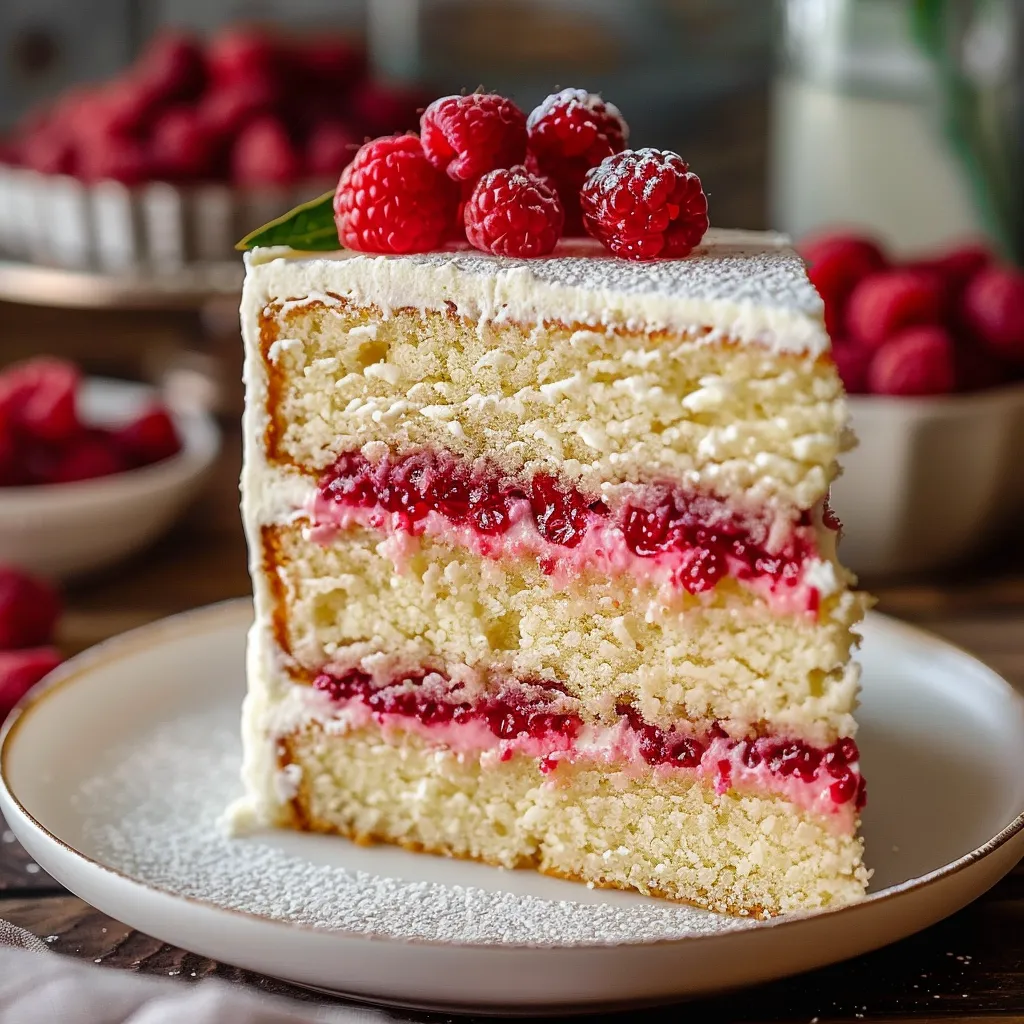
{"left": 71, "top": 706, "right": 758, "bottom": 948}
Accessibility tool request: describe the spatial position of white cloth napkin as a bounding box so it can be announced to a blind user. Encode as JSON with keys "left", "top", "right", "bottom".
{"left": 0, "top": 919, "right": 387, "bottom": 1024}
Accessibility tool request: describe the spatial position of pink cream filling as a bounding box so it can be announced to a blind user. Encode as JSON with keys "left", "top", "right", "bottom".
{"left": 309, "top": 448, "right": 834, "bottom": 615}
{"left": 310, "top": 668, "right": 865, "bottom": 833}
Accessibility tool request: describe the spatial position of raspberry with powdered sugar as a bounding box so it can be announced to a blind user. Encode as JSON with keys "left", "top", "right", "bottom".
{"left": 580, "top": 148, "right": 709, "bottom": 260}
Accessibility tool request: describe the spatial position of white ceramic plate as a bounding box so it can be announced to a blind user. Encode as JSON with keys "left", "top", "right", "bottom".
{"left": 2, "top": 600, "right": 1023, "bottom": 1014}
{"left": 0, "top": 377, "right": 220, "bottom": 578}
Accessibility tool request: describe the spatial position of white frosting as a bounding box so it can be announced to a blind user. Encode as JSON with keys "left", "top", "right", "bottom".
{"left": 243, "top": 230, "right": 828, "bottom": 354}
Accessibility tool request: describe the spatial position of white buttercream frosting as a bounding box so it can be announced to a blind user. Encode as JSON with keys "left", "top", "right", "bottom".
{"left": 243, "top": 230, "right": 828, "bottom": 354}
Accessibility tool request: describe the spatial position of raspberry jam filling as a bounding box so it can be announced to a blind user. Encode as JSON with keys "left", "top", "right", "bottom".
{"left": 312, "top": 668, "right": 865, "bottom": 813}
{"left": 315, "top": 448, "right": 820, "bottom": 599}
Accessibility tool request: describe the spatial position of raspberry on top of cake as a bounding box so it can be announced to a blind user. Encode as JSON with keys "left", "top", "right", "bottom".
{"left": 232, "top": 86, "right": 871, "bottom": 918}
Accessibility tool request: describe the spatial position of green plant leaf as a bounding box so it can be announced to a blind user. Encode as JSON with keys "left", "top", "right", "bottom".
{"left": 236, "top": 191, "right": 339, "bottom": 251}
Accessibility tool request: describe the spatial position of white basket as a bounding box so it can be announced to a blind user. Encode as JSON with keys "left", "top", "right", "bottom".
{"left": 0, "top": 165, "right": 328, "bottom": 271}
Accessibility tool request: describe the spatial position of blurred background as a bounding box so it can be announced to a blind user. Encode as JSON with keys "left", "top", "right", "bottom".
{"left": 0, "top": 0, "right": 1022, "bottom": 626}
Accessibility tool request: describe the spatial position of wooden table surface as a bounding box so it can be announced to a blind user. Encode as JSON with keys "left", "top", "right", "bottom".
{"left": 2, "top": 424, "right": 1024, "bottom": 1023}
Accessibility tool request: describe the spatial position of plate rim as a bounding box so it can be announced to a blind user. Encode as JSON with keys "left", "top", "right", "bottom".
{"left": 2, "top": 597, "right": 1023, "bottom": 951}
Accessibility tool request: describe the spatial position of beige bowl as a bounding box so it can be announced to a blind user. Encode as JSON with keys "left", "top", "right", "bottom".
{"left": 0, "top": 377, "right": 220, "bottom": 578}
{"left": 831, "top": 382, "right": 1024, "bottom": 580}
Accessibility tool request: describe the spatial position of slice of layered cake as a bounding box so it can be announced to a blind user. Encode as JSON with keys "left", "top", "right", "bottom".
{"left": 235, "top": 229, "right": 871, "bottom": 917}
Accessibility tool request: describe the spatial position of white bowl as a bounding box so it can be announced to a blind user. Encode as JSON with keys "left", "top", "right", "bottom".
{"left": 830, "top": 382, "right": 1024, "bottom": 580}
{"left": 0, "top": 377, "right": 220, "bottom": 578}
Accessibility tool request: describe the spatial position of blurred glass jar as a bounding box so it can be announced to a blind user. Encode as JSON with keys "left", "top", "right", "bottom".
{"left": 770, "top": 0, "right": 990, "bottom": 253}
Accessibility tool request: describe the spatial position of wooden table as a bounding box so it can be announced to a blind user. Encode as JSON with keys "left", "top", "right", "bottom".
{"left": 2, "top": 425, "right": 1024, "bottom": 1023}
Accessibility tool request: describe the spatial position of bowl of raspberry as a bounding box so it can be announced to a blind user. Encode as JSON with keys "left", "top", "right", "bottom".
{"left": 0, "top": 28, "right": 426, "bottom": 271}
{"left": 0, "top": 358, "right": 220, "bottom": 577}
{"left": 801, "top": 231, "right": 1024, "bottom": 579}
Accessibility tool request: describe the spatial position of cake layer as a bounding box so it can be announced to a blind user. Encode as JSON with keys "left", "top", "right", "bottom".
{"left": 305, "top": 666, "right": 865, "bottom": 820}
{"left": 261, "top": 521, "right": 865, "bottom": 743}
{"left": 253, "top": 290, "right": 844, "bottom": 512}
{"left": 273, "top": 719, "right": 868, "bottom": 916}
{"left": 305, "top": 446, "right": 839, "bottom": 610}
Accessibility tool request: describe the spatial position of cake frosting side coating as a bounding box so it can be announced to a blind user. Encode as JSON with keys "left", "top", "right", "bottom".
{"left": 243, "top": 229, "right": 828, "bottom": 355}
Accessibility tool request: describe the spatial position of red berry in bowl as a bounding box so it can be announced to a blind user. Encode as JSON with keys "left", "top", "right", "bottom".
{"left": 50, "top": 433, "right": 125, "bottom": 484}
{"left": 799, "top": 231, "right": 887, "bottom": 273}
{"left": 305, "top": 119, "right": 360, "bottom": 179}
{"left": 77, "top": 133, "right": 151, "bottom": 185}
{"left": 867, "top": 325, "right": 956, "bottom": 396}
{"left": 845, "top": 270, "right": 945, "bottom": 349}
{"left": 800, "top": 235, "right": 887, "bottom": 337}
{"left": 917, "top": 242, "right": 991, "bottom": 295}
{"left": 580, "top": 148, "right": 708, "bottom": 261}
{"left": 421, "top": 93, "right": 527, "bottom": 182}
{"left": 831, "top": 340, "right": 872, "bottom": 394}
{"left": 133, "top": 31, "right": 206, "bottom": 105}
{"left": 0, "top": 647, "right": 62, "bottom": 720}
{"left": 231, "top": 116, "right": 299, "bottom": 186}
{"left": 301, "top": 37, "right": 367, "bottom": 92}
{"left": 20, "top": 128, "right": 76, "bottom": 175}
{"left": 954, "top": 341, "right": 1014, "bottom": 392}
{"left": 150, "top": 106, "right": 215, "bottom": 181}
{"left": 0, "top": 567, "right": 60, "bottom": 649}
{"left": 0, "top": 357, "right": 80, "bottom": 444}
{"left": 207, "top": 28, "right": 283, "bottom": 86}
{"left": 0, "top": 414, "right": 17, "bottom": 486}
{"left": 464, "top": 166, "right": 564, "bottom": 257}
{"left": 961, "top": 266, "right": 1024, "bottom": 364}
{"left": 334, "top": 134, "right": 458, "bottom": 254}
{"left": 350, "top": 82, "right": 428, "bottom": 137}
{"left": 112, "top": 406, "right": 182, "bottom": 468}
{"left": 198, "top": 76, "right": 278, "bottom": 140}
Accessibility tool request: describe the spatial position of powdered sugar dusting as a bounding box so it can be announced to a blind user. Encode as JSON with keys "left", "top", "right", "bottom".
{"left": 71, "top": 706, "right": 755, "bottom": 947}
{"left": 526, "top": 88, "right": 628, "bottom": 142}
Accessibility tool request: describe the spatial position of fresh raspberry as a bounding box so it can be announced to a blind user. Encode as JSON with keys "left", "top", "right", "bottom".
{"left": 799, "top": 231, "right": 887, "bottom": 272}
{"left": 527, "top": 88, "right": 627, "bottom": 168}
{"left": 50, "top": 433, "right": 125, "bottom": 483}
{"left": 0, "top": 567, "right": 60, "bottom": 649}
{"left": 77, "top": 134, "right": 151, "bottom": 185}
{"left": 0, "top": 647, "right": 62, "bottom": 720}
{"left": 82, "top": 78, "right": 163, "bottom": 140}
{"left": 206, "top": 28, "right": 283, "bottom": 86}
{"left": 580, "top": 148, "right": 708, "bottom": 261}
{"left": 350, "top": 82, "right": 428, "bottom": 137}
{"left": 526, "top": 88, "right": 628, "bottom": 234}
{"left": 334, "top": 134, "right": 458, "bottom": 254}
{"left": 961, "top": 266, "right": 1024, "bottom": 364}
{"left": 421, "top": 93, "right": 527, "bottom": 182}
{"left": 0, "top": 413, "right": 17, "bottom": 486}
{"left": 800, "top": 235, "right": 887, "bottom": 336}
{"left": 197, "top": 75, "right": 278, "bottom": 141}
{"left": 20, "top": 128, "right": 76, "bottom": 176}
{"left": 112, "top": 406, "right": 182, "bottom": 467}
{"left": 230, "top": 116, "right": 299, "bottom": 186}
{"left": 0, "top": 358, "right": 80, "bottom": 444}
{"left": 845, "top": 270, "right": 945, "bottom": 349}
{"left": 463, "top": 166, "right": 564, "bottom": 257}
{"left": 305, "top": 119, "right": 359, "bottom": 178}
{"left": 915, "top": 242, "right": 990, "bottom": 295}
{"left": 300, "top": 37, "right": 367, "bottom": 93}
{"left": 954, "top": 342, "right": 1013, "bottom": 392}
{"left": 867, "top": 326, "right": 956, "bottom": 396}
{"left": 150, "top": 107, "right": 215, "bottom": 181}
{"left": 831, "top": 340, "right": 872, "bottom": 394}
{"left": 133, "top": 31, "right": 206, "bottom": 105}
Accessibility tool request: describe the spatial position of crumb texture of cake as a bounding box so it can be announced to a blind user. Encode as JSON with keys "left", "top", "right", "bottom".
{"left": 237, "top": 229, "right": 870, "bottom": 917}
{"left": 275, "top": 718, "right": 868, "bottom": 917}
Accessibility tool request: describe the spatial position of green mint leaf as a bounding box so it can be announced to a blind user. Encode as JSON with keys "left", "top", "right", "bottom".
{"left": 236, "top": 191, "right": 339, "bottom": 251}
